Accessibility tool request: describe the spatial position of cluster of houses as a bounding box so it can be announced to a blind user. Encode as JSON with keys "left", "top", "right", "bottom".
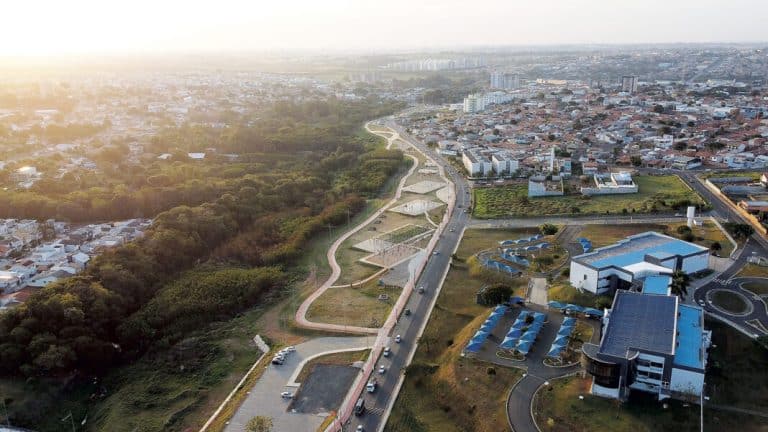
{"left": 0, "top": 218, "right": 151, "bottom": 308}
{"left": 402, "top": 77, "right": 768, "bottom": 185}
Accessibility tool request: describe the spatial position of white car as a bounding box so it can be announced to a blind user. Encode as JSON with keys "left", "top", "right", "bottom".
{"left": 356, "top": 426, "right": 364, "bottom": 432}
{"left": 395, "top": 335, "right": 402, "bottom": 343}
{"left": 383, "top": 347, "right": 391, "bottom": 357}
{"left": 378, "top": 365, "right": 386, "bottom": 374}
{"left": 283, "top": 346, "right": 296, "bottom": 352}
{"left": 280, "top": 391, "right": 294, "bottom": 399}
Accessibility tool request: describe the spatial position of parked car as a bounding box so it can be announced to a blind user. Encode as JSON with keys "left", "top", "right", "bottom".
{"left": 383, "top": 347, "right": 391, "bottom": 357}
{"left": 404, "top": 308, "right": 411, "bottom": 316}
{"left": 378, "top": 364, "right": 386, "bottom": 374}
{"left": 395, "top": 334, "right": 402, "bottom": 343}
{"left": 280, "top": 391, "right": 293, "bottom": 399}
{"left": 356, "top": 425, "right": 364, "bottom": 432}
{"left": 418, "top": 286, "right": 425, "bottom": 294}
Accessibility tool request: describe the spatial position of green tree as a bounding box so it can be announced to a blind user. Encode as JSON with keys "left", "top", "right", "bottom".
{"left": 479, "top": 284, "right": 513, "bottom": 305}
{"left": 710, "top": 242, "right": 722, "bottom": 254}
{"left": 670, "top": 270, "right": 690, "bottom": 300}
{"left": 246, "top": 416, "right": 273, "bottom": 432}
{"left": 539, "top": 224, "right": 558, "bottom": 235}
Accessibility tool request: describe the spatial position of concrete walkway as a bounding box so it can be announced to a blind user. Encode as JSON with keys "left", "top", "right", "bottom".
{"left": 294, "top": 122, "right": 421, "bottom": 335}
{"left": 225, "top": 336, "right": 370, "bottom": 432}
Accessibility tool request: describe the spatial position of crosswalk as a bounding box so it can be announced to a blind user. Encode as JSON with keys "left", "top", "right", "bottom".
{"left": 367, "top": 406, "right": 385, "bottom": 416}
{"left": 711, "top": 277, "right": 731, "bottom": 285}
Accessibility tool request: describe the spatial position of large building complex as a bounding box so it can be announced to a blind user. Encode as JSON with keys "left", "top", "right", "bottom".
{"left": 582, "top": 276, "right": 711, "bottom": 401}
{"left": 570, "top": 232, "right": 709, "bottom": 294}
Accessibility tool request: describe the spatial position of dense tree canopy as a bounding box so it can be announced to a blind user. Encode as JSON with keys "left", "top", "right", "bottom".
{"left": 0, "top": 97, "right": 405, "bottom": 376}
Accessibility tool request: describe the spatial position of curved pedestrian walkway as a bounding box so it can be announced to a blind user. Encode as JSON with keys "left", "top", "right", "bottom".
{"left": 294, "top": 122, "right": 422, "bottom": 334}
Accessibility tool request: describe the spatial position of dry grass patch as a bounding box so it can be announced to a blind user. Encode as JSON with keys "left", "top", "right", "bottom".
{"left": 306, "top": 279, "right": 402, "bottom": 328}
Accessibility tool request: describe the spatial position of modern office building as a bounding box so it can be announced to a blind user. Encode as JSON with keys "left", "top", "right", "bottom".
{"left": 621, "top": 75, "right": 638, "bottom": 93}
{"left": 570, "top": 232, "right": 709, "bottom": 294}
{"left": 582, "top": 276, "right": 711, "bottom": 401}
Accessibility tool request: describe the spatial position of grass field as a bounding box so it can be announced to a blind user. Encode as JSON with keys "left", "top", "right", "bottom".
{"left": 384, "top": 229, "right": 529, "bottom": 432}
{"left": 711, "top": 290, "right": 750, "bottom": 314}
{"left": 306, "top": 279, "right": 402, "bottom": 328}
{"left": 534, "top": 376, "right": 766, "bottom": 432}
{"left": 534, "top": 320, "right": 768, "bottom": 432}
{"left": 457, "top": 227, "right": 541, "bottom": 259}
{"left": 473, "top": 175, "right": 706, "bottom": 218}
{"left": 741, "top": 281, "right": 768, "bottom": 295}
{"left": 577, "top": 223, "right": 669, "bottom": 247}
{"left": 737, "top": 264, "right": 768, "bottom": 279}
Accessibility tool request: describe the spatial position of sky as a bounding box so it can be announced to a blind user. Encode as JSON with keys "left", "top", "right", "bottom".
{"left": 1, "top": 0, "right": 767, "bottom": 56}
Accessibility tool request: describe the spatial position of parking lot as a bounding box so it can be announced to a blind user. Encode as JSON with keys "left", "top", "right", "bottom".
{"left": 290, "top": 364, "right": 360, "bottom": 414}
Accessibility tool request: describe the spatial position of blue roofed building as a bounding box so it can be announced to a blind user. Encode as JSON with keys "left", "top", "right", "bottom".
{"left": 582, "top": 277, "right": 711, "bottom": 401}
{"left": 570, "top": 231, "right": 709, "bottom": 294}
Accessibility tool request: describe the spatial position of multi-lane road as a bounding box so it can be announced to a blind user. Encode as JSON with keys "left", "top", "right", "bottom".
{"left": 344, "top": 122, "right": 471, "bottom": 432}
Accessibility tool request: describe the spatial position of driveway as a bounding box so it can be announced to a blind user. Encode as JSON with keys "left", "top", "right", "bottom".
{"left": 225, "top": 336, "right": 370, "bottom": 432}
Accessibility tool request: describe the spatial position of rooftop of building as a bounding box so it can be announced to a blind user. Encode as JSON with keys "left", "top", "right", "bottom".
{"left": 574, "top": 231, "right": 707, "bottom": 269}
{"left": 642, "top": 275, "right": 672, "bottom": 295}
{"left": 600, "top": 290, "right": 678, "bottom": 359}
{"left": 674, "top": 304, "right": 706, "bottom": 370}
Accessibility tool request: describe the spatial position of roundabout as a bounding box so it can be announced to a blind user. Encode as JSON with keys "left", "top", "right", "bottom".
{"left": 708, "top": 289, "right": 753, "bottom": 316}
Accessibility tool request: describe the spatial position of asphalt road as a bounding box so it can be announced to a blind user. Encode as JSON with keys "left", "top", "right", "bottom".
{"left": 291, "top": 364, "right": 359, "bottom": 414}
{"left": 344, "top": 121, "right": 471, "bottom": 432}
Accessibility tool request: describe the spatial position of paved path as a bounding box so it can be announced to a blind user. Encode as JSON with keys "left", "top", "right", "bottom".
{"left": 225, "top": 337, "right": 370, "bottom": 432}
{"left": 294, "top": 122, "right": 420, "bottom": 335}
{"left": 346, "top": 121, "right": 469, "bottom": 432}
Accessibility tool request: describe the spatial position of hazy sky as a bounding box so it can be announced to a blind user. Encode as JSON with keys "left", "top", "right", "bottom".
{"left": 2, "top": 0, "right": 767, "bottom": 55}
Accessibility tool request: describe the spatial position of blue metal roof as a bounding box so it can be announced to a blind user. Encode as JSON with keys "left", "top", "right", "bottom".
{"left": 674, "top": 305, "right": 705, "bottom": 369}
{"left": 599, "top": 291, "right": 677, "bottom": 358}
{"left": 579, "top": 232, "right": 706, "bottom": 269}
{"left": 642, "top": 275, "right": 672, "bottom": 295}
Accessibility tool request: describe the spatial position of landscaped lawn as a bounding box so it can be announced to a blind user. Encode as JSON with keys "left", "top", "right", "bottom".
{"left": 473, "top": 175, "right": 706, "bottom": 218}
{"left": 711, "top": 290, "right": 750, "bottom": 314}
{"left": 534, "top": 320, "right": 768, "bottom": 432}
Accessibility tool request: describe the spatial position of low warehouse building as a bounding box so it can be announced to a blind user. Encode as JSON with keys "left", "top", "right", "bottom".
{"left": 569, "top": 232, "right": 709, "bottom": 294}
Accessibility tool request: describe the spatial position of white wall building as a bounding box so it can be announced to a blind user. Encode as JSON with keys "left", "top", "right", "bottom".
{"left": 570, "top": 232, "right": 709, "bottom": 294}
